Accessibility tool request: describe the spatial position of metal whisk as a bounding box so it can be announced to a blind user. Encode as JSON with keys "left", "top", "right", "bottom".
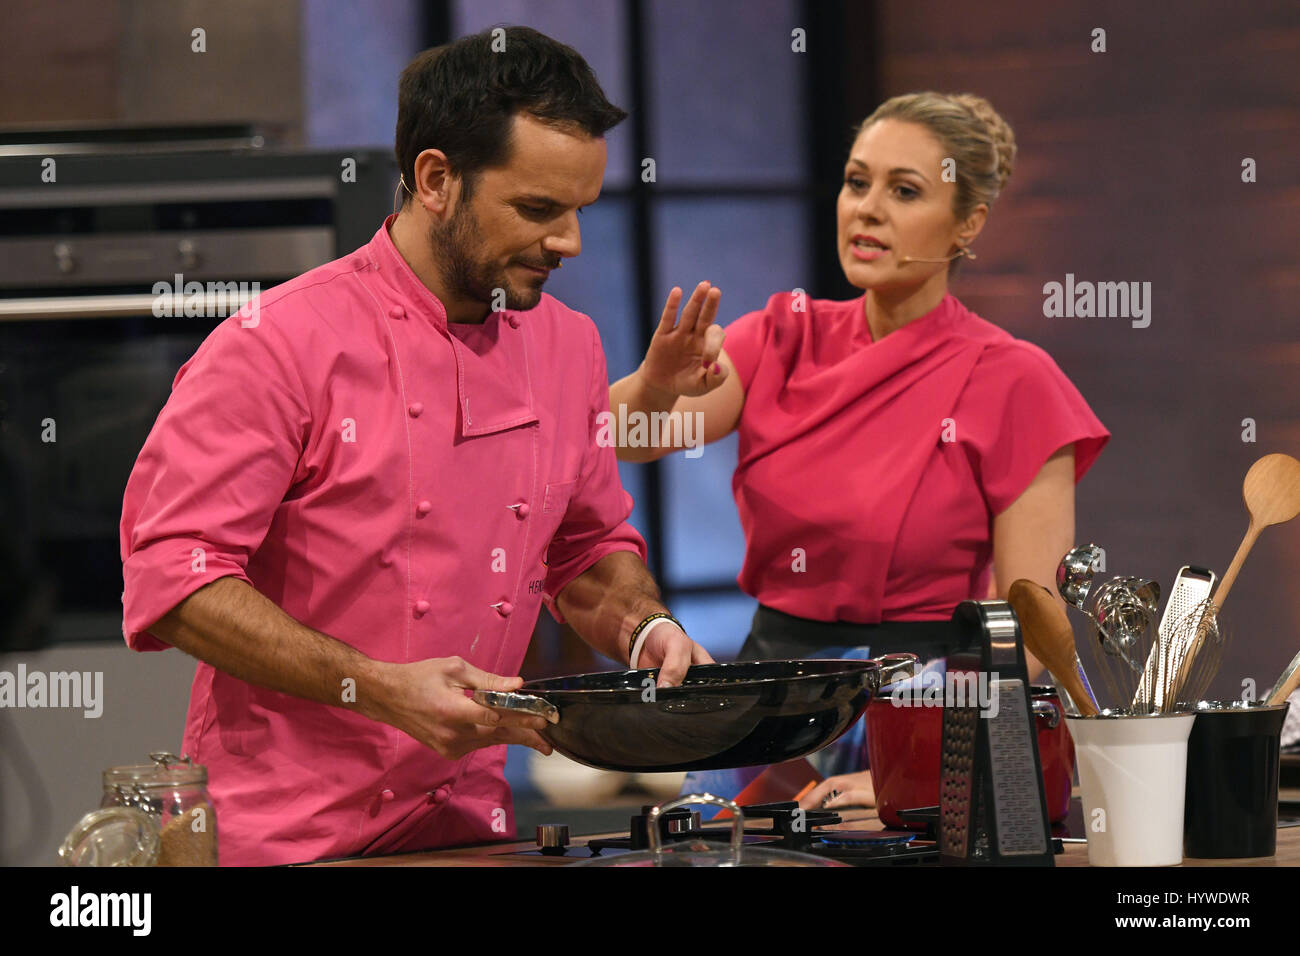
{"left": 1084, "top": 576, "right": 1160, "bottom": 711}
{"left": 1159, "top": 599, "right": 1228, "bottom": 711}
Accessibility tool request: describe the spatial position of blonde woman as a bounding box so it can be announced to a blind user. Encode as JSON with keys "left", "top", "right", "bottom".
{"left": 611, "top": 93, "right": 1110, "bottom": 810}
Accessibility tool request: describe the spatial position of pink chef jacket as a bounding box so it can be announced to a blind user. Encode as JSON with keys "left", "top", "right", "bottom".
{"left": 724, "top": 291, "right": 1109, "bottom": 623}
{"left": 120, "top": 215, "right": 646, "bottom": 866}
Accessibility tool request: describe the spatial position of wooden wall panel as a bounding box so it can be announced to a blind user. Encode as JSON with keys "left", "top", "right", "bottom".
{"left": 0, "top": 0, "right": 302, "bottom": 142}
{"left": 871, "top": 0, "right": 1300, "bottom": 697}
{"left": 0, "top": 1, "right": 122, "bottom": 125}
{"left": 118, "top": 0, "right": 302, "bottom": 142}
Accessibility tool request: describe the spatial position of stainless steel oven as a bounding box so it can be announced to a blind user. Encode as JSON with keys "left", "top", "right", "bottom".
{"left": 0, "top": 127, "right": 396, "bottom": 646}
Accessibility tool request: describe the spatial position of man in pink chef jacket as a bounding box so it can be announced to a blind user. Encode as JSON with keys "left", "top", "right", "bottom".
{"left": 119, "top": 26, "right": 713, "bottom": 866}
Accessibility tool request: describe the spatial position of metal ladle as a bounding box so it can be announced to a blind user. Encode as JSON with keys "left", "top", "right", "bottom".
{"left": 1056, "top": 544, "right": 1104, "bottom": 611}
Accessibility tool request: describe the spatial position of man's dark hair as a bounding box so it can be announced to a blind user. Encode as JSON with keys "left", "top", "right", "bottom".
{"left": 395, "top": 26, "right": 627, "bottom": 203}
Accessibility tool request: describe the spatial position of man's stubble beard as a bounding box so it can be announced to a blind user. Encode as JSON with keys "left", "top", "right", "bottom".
{"left": 429, "top": 200, "right": 544, "bottom": 313}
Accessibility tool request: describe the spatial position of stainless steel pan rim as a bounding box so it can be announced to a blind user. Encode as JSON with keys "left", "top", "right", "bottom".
{"left": 513, "top": 653, "right": 919, "bottom": 695}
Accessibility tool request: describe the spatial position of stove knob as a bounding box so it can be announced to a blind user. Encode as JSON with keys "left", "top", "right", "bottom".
{"left": 177, "top": 238, "right": 200, "bottom": 270}
{"left": 536, "top": 823, "right": 570, "bottom": 856}
{"left": 53, "top": 242, "right": 76, "bottom": 275}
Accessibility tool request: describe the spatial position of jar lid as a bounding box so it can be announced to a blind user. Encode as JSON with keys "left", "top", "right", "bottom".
{"left": 103, "top": 751, "right": 207, "bottom": 789}
{"left": 59, "top": 806, "right": 160, "bottom": 867}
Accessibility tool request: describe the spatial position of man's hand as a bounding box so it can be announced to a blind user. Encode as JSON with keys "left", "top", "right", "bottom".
{"left": 370, "top": 656, "right": 554, "bottom": 760}
{"left": 554, "top": 552, "right": 714, "bottom": 688}
{"left": 150, "top": 578, "right": 552, "bottom": 761}
{"left": 639, "top": 282, "right": 726, "bottom": 400}
{"left": 638, "top": 623, "right": 714, "bottom": 687}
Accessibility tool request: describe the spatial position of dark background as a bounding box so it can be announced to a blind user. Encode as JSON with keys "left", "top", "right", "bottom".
{"left": 2, "top": 0, "right": 1299, "bottom": 869}
{"left": 2, "top": 0, "right": 1297, "bottom": 703}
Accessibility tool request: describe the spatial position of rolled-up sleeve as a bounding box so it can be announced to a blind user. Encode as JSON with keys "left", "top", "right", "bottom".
{"left": 120, "top": 313, "right": 308, "bottom": 650}
{"left": 542, "top": 322, "right": 647, "bottom": 621}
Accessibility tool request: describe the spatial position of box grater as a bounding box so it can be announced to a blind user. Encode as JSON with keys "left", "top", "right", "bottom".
{"left": 938, "top": 599, "right": 1055, "bottom": 866}
{"left": 1134, "top": 565, "right": 1217, "bottom": 711}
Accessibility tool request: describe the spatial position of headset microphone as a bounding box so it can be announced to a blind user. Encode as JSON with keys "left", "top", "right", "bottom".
{"left": 896, "top": 247, "right": 975, "bottom": 264}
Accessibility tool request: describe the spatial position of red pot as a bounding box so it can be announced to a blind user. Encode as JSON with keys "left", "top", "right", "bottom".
{"left": 865, "top": 684, "right": 1075, "bottom": 829}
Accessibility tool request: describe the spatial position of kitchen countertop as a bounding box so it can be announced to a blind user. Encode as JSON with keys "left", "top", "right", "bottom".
{"left": 308, "top": 805, "right": 1300, "bottom": 867}
{"left": 305, "top": 747, "right": 1300, "bottom": 867}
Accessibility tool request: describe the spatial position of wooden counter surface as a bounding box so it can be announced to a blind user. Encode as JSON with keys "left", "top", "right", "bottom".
{"left": 309, "top": 805, "right": 1300, "bottom": 868}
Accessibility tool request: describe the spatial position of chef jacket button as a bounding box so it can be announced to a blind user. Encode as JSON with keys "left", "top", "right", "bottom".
{"left": 381, "top": 788, "right": 395, "bottom": 803}
{"left": 388, "top": 306, "right": 406, "bottom": 320}
{"left": 505, "top": 314, "right": 520, "bottom": 329}
{"left": 431, "top": 786, "right": 451, "bottom": 804}
{"left": 511, "top": 502, "right": 530, "bottom": 519}
{"left": 408, "top": 402, "right": 424, "bottom": 418}
{"left": 416, "top": 500, "right": 433, "bottom": 517}
{"left": 414, "top": 600, "right": 430, "bottom": 618}
{"left": 493, "top": 600, "right": 514, "bottom": 618}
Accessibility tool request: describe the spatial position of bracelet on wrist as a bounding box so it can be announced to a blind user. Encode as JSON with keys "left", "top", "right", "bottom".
{"left": 627, "top": 611, "right": 683, "bottom": 668}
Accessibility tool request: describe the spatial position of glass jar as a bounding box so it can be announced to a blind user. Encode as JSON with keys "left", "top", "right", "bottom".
{"left": 100, "top": 752, "right": 218, "bottom": 866}
{"left": 59, "top": 806, "right": 161, "bottom": 867}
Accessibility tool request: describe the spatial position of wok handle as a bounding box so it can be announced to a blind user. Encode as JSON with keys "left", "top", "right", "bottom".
{"left": 471, "top": 689, "right": 560, "bottom": 725}
{"left": 1032, "top": 697, "right": 1061, "bottom": 729}
{"left": 648, "top": 794, "right": 743, "bottom": 866}
{"left": 873, "top": 653, "right": 921, "bottom": 689}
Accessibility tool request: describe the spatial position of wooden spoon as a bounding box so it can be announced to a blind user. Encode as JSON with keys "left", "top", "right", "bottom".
{"left": 1008, "top": 579, "right": 1099, "bottom": 716}
{"left": 1211, "top": 453, "right": 1300, "bottom": 611}
{"left": 1169, "top": 454, "right": 1300, "bottom": 705}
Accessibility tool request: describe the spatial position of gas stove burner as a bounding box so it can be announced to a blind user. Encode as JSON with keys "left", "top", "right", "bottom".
{"left": 820, "top": 831, "right": 917, "bottom": 847}
{"left": 511, "top": 800, "right": 941, "bottom": 866}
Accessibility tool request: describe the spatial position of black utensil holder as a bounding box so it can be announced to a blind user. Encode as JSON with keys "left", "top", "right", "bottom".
{"left": 1183, "top": 701, "right": 1290, "bottom": 859}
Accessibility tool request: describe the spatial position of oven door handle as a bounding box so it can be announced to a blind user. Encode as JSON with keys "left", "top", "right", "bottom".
{"left": 0, "top": 292, "right": 254, "bottom": 321}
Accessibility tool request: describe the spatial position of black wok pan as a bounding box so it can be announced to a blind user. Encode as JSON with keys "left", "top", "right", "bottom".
{"left": 473, "top": 654, "right": 918, "bottom": 773}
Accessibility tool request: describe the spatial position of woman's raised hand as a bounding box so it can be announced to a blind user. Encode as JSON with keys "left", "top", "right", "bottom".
{"left": 639, "top": 281, "right": 726, "bottom": 399}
